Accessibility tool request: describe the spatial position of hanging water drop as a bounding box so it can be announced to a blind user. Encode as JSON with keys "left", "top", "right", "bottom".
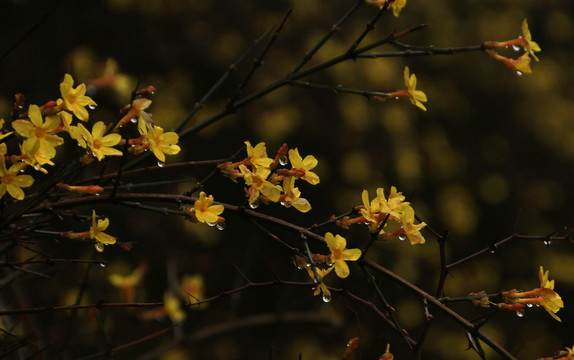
{"left": 394, "top": 97, "right": 400, "bottom": 100}
{"left": 130, "top": 118, "right": 138, "bottom": 123}
{"left": 99, "top": 262, "right": 106, "bottom": 268}
{"left": 516, "top": 308, "right": 526, "bottom": 318}
{"left": 512, "top": 45, "right": 521, "bottom": 51}
{"left": 516, "top": 71, "right": 523, "bottom": 77}
{"left": 249, "top": 199, "right": 259, "bottom": 209}
{"left": 88, "top": 104, "right": 97, "bottom": 110}
{"left": 490, "top": 248, "right": 496, "bottom": 254}
{"left": 398, "top": 234, "right": 406, "bottom": 241}
{"left": 216, "top": 222, "right": 226, "bottom": 230}
{"left": 322, "top": 293, "right": 332, "bottom": 303}
{"left": 543, "top": 240, "right": 551, "bottom": 247}
{"left": 207, "top": 222, "right": 217, "bottom": 227}
{"left": 279, "top": 155, "right": 288, "bottom": 166}
{"left": 95, "top": 243, "right": 104, "bottom": 252}
{"left": 526, "top": 303, "right": 533, "bottom": 308}
{"left": 157, "top": 160, "right": 165, "bottom": 167}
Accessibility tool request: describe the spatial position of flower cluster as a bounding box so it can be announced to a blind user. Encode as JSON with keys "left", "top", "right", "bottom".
{"left": 336, "top": 186, "right": 426, "bottom": 245}
{"left": 218, "top": 141, "right": 319, "bottom": 212}
{"left": 295, "top": 232, "right": 362, "bottom": 301}
{"left": 485, "top": 19, "right": 541, "bottom": 74}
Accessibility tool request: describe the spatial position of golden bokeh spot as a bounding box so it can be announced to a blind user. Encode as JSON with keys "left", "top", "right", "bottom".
{"left": 478, "top": 173, "right": 509, "bottom": 204}
{"left": 437, "top": 185, "right": 478, "bottom": 235}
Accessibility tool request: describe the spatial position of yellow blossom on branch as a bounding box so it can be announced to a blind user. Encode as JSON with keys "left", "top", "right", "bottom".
{"left": 379, "top": 344, "right": 394, "bottom": 360}
{"left": 78, "top": 122, "right": 123, "bottom": 161}
{"left": 245, "top": 141, "right": 273, "bottom": 170}
{"left": 0, "top": 156, "right": 34, "bottom": 200}
{"left": 90, "top": 210, "right": 117, "bottom": 252}
{"left": 138, "top": 118, "right": 181, "bottom": 163}
{"left": 388, "top": 67, "right": 428, "bottom": 111}
{"left": 501, "top": 266, "right": 564, "bottom": 321}
{"left": 239, "top": 164, "right": 282, "bottom": 205}
{"left": 109, "top": 263, "right": 147, "bottom": 303}
{"left": 325, "top": 232, "right": 362, "bottom": 279}
{"left": 164, "top": 292, "right": 186, "bottom": 323}
{"left": 520, "top": 19, "right": 541, "bottom": 61}
{"left": 288, "top": 148, "right": 320, "bottom": 185}
{"left": 12, "top": 104, "right": 63, "bottom": 164}
{"left": 191, "top": 191, "right": 224, "bottom": 224}
{"left": 59, "top": 74, "right": 97, "bottom": 121}
{"left": 281, "top": 176, "right": 311, "bottom": 213}
{"left": 487, "top": 51, "right": 532, "bottom": 75}
{"left": 306, "top": 266, "right": 333, "bottom": 300}
{"left": 179, "top": 274, "right": 205, "bottom": 306}
{"left": 364, "top": 0, "right": 406, "bottom": 17}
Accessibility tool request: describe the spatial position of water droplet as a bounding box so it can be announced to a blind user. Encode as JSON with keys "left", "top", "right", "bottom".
{"left": 99, "top": 262, "right": 106, "bottom": 268}
{"left": 543, "top": 240, "right": 551, "bottom": 247}
{"left": 88, "top": 105, "right": 97, "bottom": 110}
{"left": 526, "top": 304, "right": 533, "bottom": 308}
{"left": 157, "top": 160, "right": 164, "bottom": 167}
{"left": 207, "top": 222, "right": 217, "bottom": 227}
{"left": 95, "top": 243, "right": 104, "bottom": 252}
{"left": 398, "top": 234, "right": 406, "bottom": 241}
{"left": 249, "top": 199, "right": 259, "bottom": 209}
{"left": 130, "top": 118, "right": 138, "bottom": 123}
{"left": 322, "top": 293, "right": 332, "bottom": 303}
{"left": 280, "top": 201, "right": 286, "bottom": 206}
{"left": 279, "top": 155, "right": 288, "bottom": 166}
{"left": 216, "top": 222, "right": 226, "bottom": 230}
{"left": 490, "top": 249, "right": 496, "bottom": 254}
{"left": 516, "top": 71, "right": 523, "bottom": 77}
{"left": 516, "top": 309, "right": 525, "bottom": 318}
{"left": 394, "top": 97, "right": 399, "bottom": 100}
{"left": 512, "top": 45, "right": 521, "bottom": 51}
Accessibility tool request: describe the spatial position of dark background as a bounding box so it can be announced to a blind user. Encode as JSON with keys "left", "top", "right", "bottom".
{"left": 1, "top": 0, "right": 574, "bottom": 358}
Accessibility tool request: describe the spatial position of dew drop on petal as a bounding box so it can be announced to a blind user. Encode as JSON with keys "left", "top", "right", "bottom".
{"left": 322, "top": 293, "right": 332, "bottom": 303}
{"left": 95, "top": 243, "right": 104, "bottom": 252}
{"left": 516, "top": 308, "right": 525, "bottom": 318}
{"left": 279, "top": 155, "right": 288, "bottom": 166}
{"left": 88, "top": 105, "right": 97, "bottom": 110}
{"left": 157, "top": 160, "right": 165, "bottom": 167}
{"left": 249, "top": 199, "right": 259, "bottom": 209}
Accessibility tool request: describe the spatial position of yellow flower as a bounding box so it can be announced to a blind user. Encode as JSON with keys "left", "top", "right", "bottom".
{"left": 281, "top": 176, "right": 311, "bottom": 213}
{"left": 59, "top": 73, "right": 97, "bottom": 121}
{"left": 138, "top": 119, "right": 181, "bottom": 163}
{"left": 239, "top": 164, "right": 282, "bottom": 205}
{"left": 364, "top": 0, "right": 406, "bottom": 17}
{"left": 398, "top": 205, "right": 426, "bottom": 245}
{"left": 306, "top": 266, "right": 333, "bottom": 300}
{"left": 90, "top": 210, "right": 117, "bottom": 251}
{"left": 193, "top": 191, "right": 224, "bottom": 224}
{"left": 109, "top": 263, "right": 147, "bottom": 303}
{"left": 402, "top": 66, "right": 427, "bottom": 111}
{"left": 179, "top": 274, "right": 205, "bottom": 306}
{"left": 288, "top": 148, "right": 320, "bottom": 185}
{"left": 164, "top": 292, "right": 186, "bottom": 323}
{"left": 79, "top": 122, "right": 123, "bottom": 161}
{"left": 487, "top": 51, "right": 532, "bottom": 74}
{"left": 0, "top": 119, "right": 13, "bottom": 142}
{"left": 12, "top": 105, "right": 63, "bottom": 163}
{"left": 520, "top": 19, "right": 541, "bottom": 61}
{"left": 502, "top": 266, "right": 564, "bottom": 322}
{"left": 379, "top": 344, "right": 394, "bottom": 360}
{"left": 0, "top": 156, "right": 34, "bottom": 200}
{"left": 325, "top": 232, "right": 362, "bottom": 279}
{"left": 245, "top": 141, "right": 273, "bottom": 170}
